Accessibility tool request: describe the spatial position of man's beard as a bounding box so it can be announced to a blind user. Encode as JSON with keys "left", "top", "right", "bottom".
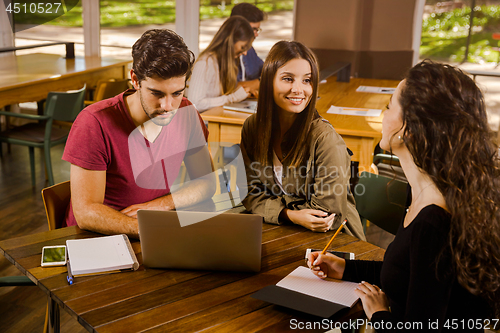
{"left": 140, "top": 92, "right": 177, "bottom": 126}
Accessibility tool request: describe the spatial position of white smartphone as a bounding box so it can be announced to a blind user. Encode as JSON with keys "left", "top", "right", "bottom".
{"left": 41, "top": 245, "right": 67, "bottom": 267}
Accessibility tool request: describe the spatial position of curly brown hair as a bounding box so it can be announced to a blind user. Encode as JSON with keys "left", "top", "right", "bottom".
{"left": 398, "top": 59, "right": 500, "bottom": 314}
{"left": 132, "top": 29, "right": 195, "bottom": 82}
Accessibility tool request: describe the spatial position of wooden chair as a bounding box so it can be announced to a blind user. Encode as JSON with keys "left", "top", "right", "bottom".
{"left": 42, "top": 180, "right": 71, "bottom": 230}
{"left": 40, "top": 180, "right": 71, "bottom": 333}
{"left": 371, "top": 153, "right": 407, "bottom": 182}
{"left": 354, "top": 171, "right": 408, "bottom": 235}
{"left": 85, "top": 78, "right": 130, "bottom": 105}
{"left": 0, "top": 86, "right": 86, "bottom": 187}
{"left": 212, "top": 144, "right": 239, "bottom": 195}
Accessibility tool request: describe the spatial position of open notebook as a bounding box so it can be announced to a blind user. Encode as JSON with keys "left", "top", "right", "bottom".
{"left": 252, "top": 266, "right": 359, "bottom": 318}
{"left": 223, "top": 100, "right": 257, "bottom": 113}
{"left": 66, "top": 234, "right": 139, "bottom": 277}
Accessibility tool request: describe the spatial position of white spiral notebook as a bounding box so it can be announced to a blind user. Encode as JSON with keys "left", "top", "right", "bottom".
{"left": 66, "top": 234, "right": 139, "bottom": 277}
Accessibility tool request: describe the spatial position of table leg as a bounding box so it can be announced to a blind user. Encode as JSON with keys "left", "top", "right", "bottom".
{"left": 206, "top": 121, "right": 221, "bottom": 151}
{"left": 47, "top": 296, "right": 60, "bottom": 333}
{"left": 4, "top": 105, "right": 11, "bottom": 153}
{"left": 358, "top": 138, "right": 376, "bottom": 173}
{"left": 37, "top": 100, "right": 45, "bottom": 115}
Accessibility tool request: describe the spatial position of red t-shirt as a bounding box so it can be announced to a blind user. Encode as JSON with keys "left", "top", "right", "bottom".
{"left": 62, "top": 90, "right": 208, "bottom": 227}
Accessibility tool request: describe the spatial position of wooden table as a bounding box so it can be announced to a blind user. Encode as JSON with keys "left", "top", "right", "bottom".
{"left": 0, "top": 217, "right": 384, "bottom": 332}
{"left": 0, "top": 53, "right": 132, "bottom": 109}
{"left": 201, "top": 77, "right": 399, "bottom": 172}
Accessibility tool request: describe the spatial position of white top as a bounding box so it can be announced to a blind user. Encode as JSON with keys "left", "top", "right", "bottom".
{"left": 239, "top": 55, "right": 246, "bottom": 81}
{"left": 273, "top": 150, "right": 289, "bottom": 195}
{"left": 187, "top": 54, "right": 248, "bottom": 112}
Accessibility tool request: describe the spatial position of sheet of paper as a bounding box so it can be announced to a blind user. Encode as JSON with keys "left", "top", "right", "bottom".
{"left": 276, "top": 266, "right": 359, "bottom": 307}
{"left": 327, "top": 105, "right": 382, "bottom": 117}
{"left": 356, "top": 86, "right": 396, "bottom": 94}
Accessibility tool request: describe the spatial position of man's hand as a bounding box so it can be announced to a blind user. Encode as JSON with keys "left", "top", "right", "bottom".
{"left": 283, "top": 209, "right": 335, "bottom": 232}
{"left": 121, "top": 204, "right": 147, "bottom": 218}
{"left": 355, "top": 281, "right": 390, "bottom": 320}
{"left": 121, "top": 198, "right": 175, "bottom": 218}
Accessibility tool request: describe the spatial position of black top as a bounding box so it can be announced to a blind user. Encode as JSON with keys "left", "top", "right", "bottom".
{"left": 344, "top": 205, "right": 491, "bottom": 332}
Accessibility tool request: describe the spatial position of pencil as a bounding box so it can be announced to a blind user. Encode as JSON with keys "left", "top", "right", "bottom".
{"left": 321, "top": 219, "right": 347, "bottom": 255}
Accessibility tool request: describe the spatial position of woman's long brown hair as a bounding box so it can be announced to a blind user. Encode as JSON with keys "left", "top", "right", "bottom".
{"left": 399, "top": 60, "right": 500, "bottom": 314}
{"left": 250, "top": 41, "right": 319, "bottom": 167}
{"left": 197, "top": 16, "right": 254, "bottom": 95}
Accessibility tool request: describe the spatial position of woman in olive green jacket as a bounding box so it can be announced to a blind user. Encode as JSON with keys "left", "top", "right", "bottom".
{"left": 240, "top": 41, "right": 364, "bottom": 240}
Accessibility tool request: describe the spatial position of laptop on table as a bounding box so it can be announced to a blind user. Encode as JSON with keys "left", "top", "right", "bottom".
{"left": 137, "top": 210, "right": 263, "bottom": 272}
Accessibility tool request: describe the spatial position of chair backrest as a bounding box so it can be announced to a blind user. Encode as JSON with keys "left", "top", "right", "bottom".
{"left": 45, "top": 85, "right": 86, "bottom": 122}
{"left": 354, "top": 171, "right": 408, "bottom": 235}
{"left": 41, "top": 181, "right": 71, "bottom": 230}
{"left": 373, "top": 153, "right": 407, "bottom": 182}
{"left": 212, "top": 144, "right": 240, "bottom": 194}
{"left": 373, "top": 153, "right": 400, "bottom": 166}
{"left": 94, "top": 79, "right": 130, "bottom": 101}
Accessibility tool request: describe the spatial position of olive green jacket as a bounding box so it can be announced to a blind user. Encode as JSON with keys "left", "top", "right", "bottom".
{"left": 240, "top": 114, "right": 365, "bottom": 240}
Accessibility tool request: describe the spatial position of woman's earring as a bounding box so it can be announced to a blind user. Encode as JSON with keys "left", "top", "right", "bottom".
{"left": 398, "top": 135, "right": 403, "bottom": 141}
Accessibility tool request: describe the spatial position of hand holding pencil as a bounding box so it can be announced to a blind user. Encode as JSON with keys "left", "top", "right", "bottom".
{"left": 307, "top": 220, "right": 347, "bottom": 279}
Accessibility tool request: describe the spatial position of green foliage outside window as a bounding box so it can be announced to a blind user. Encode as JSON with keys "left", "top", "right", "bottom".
{"left": 421, "top": 5, "right": 500, "bottom": 63}
{"left": 13, "top": 0, "right": 293, "bottom": 28}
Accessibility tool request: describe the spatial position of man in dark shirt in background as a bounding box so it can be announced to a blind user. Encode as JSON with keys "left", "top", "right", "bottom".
{"left": 231, "top": 3, "right": 265, "bottom": 93}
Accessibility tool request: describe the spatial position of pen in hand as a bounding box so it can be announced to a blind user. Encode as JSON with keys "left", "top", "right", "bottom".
{"left": 311, "top": 219, "right": 347, "bottom": 272}
{"left": 67, "top": 259, "right": 73, "bottom": 285}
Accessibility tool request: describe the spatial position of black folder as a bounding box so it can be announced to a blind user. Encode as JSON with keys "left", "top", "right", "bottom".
{"left": 252, "top": 285, "right": 350, "bottom": 318}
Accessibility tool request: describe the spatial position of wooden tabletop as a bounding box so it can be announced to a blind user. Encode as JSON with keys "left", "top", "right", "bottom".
{"left": 0, "top": 53, "right": 131, "bottom": 91}
{"left": 201, "top": 77, "right": 399, "bottom": 137}
{"left": 316, "top": 78, "right": 398, "bottom": 138}
{"left": 200, "top": 106, "right": 251, "bottom": 125}
{"left": 0, "top": 53, "right": 131, "bottom": 109}
{"left": 0, "top": 216, "right": 384, "bottom": 332}
{"left": 201, "top": 77, "right": 400, "bottom": 172}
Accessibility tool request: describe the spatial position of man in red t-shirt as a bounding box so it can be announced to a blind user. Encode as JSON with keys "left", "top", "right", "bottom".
{"left": 63, "top": 29, "right": 215, "bottom": 238}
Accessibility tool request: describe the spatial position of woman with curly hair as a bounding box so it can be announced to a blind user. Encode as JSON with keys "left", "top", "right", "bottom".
{"left": 308, "top": 60, "right": 500, "bottom": 331}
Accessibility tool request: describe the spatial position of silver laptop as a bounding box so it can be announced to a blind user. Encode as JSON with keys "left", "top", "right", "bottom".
{"left": 137, "top": 210, "right": 263, "bottom": 272}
